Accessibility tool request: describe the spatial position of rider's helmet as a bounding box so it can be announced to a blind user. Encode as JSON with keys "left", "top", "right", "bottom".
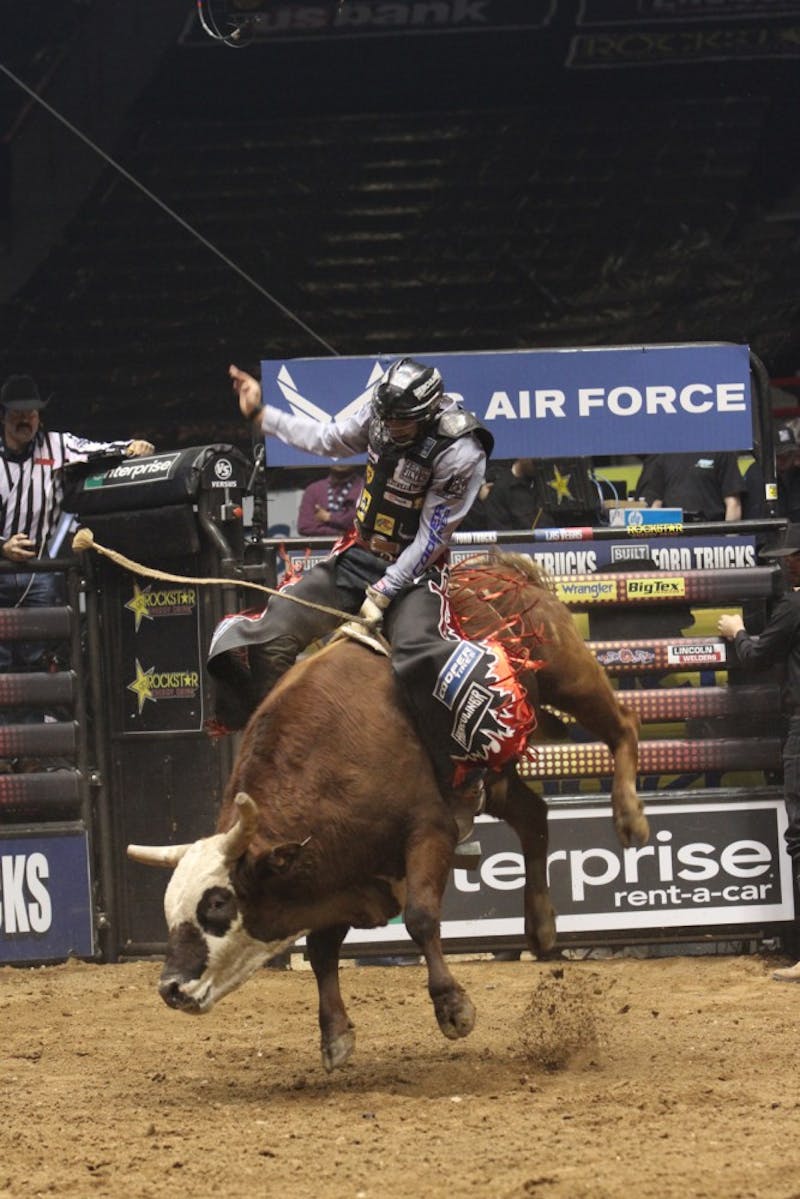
{"left": 372, "top": 358, "right": 444, "bottom": 446}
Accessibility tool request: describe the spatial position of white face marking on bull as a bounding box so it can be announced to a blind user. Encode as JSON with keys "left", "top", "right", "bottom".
{"left": 159, "top": 833, "right": 302, "bottom": 1014}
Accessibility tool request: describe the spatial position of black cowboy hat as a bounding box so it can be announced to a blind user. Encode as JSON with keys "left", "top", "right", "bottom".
{"left": 761, "top": 524, "right": 800, "bottom": 558}
{"left": 0, "top": 375, "right": 50, "bottom": 412}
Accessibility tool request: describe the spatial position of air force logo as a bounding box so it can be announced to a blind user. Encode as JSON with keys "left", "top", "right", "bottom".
{"left": 274, "top": 361, "right": 386, "bottom": 424}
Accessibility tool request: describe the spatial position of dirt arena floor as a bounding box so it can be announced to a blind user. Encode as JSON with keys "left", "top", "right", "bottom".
{"left": 2, "top": 950, "right": 799, "bottom": 1198}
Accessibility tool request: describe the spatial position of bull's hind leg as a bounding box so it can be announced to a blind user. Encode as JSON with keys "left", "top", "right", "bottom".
{"left": 404, "top": 824, "right": 476, "bottom": 1041}
{"left": 607, "top": 700, "right": 648, "bottom": 847}
{"left": 579, "top": 694, "right": 647, "bottom": 848}
{"left": 545, "top": 669, "right": 648, "bottom": 848}
{"left": 485, "top": 767, "right": 557, "bottom": 956}
{"left": 306, "top": 924, "right": 355, "bottom": 1072}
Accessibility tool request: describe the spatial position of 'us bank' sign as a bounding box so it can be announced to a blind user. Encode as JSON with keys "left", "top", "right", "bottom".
{"left": 260, "top": 343, "right": 753, "bottom": 466}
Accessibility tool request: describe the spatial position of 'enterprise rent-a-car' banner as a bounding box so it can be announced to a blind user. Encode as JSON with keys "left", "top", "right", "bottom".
{"left": 260, "top": 344, "right": 752, "bottom": 466}
{"left": 338, "top": 797, "right": 793, "bottom": 948}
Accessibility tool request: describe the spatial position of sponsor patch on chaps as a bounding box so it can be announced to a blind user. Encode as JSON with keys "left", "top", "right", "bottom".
{"left": 435, "top": 642, "right": 484, "bottom": 708}
{"left": 451, "top": 683, "right": 493, "bottom": 753}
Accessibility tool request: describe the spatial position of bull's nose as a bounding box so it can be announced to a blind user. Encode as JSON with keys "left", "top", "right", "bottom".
{"left": 159, "top": 977, "right": 198, "bottom": 1011}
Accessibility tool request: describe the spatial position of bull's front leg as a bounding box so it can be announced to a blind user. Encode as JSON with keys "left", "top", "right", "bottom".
{"left": 404, "top": 824, "right": 475, "bottom": 1041}
{"left": 306, "top": 924, "right": 354, "bottom": 1072}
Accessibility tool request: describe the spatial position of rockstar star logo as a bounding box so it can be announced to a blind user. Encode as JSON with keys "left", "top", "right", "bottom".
{"left": 125, "top": 583, "right": 153, "bottom": 633}
{"left": 127, "top": 659, "right": 156, "bottom": 714}
{"left": 547, "top": 464, "right": 573, "bottom": 504}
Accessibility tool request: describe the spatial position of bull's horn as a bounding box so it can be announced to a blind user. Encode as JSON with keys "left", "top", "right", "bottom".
{"left": 220, "top": 792, "right": 259, "bottom": 862}
{"left": 127, "top": 843, "right": 192, "bottom": 867}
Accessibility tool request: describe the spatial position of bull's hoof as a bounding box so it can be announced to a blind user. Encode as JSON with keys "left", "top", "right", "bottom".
{"left": 433, "top": 987, "right": 476, "bottom": 1040}
{"left": 616, "top": 809, "right": 650, "bottom": 848}
{"left": 321, "top": 1028, "right": 355, "bottom": 1072}
{"left": 527, "top": 901, "right": 558, "bottom": 956}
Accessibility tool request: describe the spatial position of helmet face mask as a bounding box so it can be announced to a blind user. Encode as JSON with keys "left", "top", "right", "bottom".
{"left": 382, "top": 416, "right": 422, "bottom": 448}
{"left": 372, "top": 359, "right": 443, "bottom": 446}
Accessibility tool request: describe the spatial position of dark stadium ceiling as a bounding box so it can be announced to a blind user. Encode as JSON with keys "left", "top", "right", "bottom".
{"left": 1, "top": 0, "right": 798, "bottom": 444}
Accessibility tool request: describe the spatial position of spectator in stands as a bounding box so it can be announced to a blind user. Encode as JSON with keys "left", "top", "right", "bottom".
{"left": 718, "top": 524, "right": 800, "bottom": 982}
{"left": 636, "top": 451, "right": 744, "bottom": 522}
{"left": 742, "top": 423, "right": 800, "bottom": 523}
{"left": 465, "top": 458, "right": 540, "bottom": 531}
{"left": 634, "top": 455, "right": 658, "bottom": 503}
{"left": 0, "top": 373, "right": 153, "bottom": 679}
{"left": 296, "top": 463, "right": 362, "bottom": 537}
{"left": 465, "top": 457, "right": 604, "bottom": 531}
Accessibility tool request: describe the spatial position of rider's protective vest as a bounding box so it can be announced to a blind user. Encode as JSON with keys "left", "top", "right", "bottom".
{"left": 355, "top": 410, "right": 492, "bottom": 555}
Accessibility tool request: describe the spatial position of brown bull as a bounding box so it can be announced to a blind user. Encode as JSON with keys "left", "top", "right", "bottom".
{"left": 128, "top": 554, "right": 646, "bottom": 1072}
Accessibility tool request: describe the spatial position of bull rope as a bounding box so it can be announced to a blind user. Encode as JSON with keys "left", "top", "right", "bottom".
{"left": 70, "top": 528, "right": 375, "bottom": 629}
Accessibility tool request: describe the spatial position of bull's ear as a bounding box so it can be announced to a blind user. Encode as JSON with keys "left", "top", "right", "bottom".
{"left": 261, "top": 839, "right": 308, "bottom": 874}
{"left": 233, "top": 836, "right": 310, "bottom": 886}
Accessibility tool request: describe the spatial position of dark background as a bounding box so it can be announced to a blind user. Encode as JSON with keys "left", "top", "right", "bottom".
{"left": 1, "top": 0, "right": 799, "bottom": 456}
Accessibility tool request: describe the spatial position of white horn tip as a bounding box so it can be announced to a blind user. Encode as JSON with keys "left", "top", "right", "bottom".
{"left": 127, "top": 842, "right": 190, "bottom": 867}
{"left": 234, "top": 792, "right": 258, "bottom": 816}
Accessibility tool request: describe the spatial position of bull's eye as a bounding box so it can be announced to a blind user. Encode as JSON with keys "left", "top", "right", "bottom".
{"left": 197, "top": 886, "right": 237, "bottom": 937}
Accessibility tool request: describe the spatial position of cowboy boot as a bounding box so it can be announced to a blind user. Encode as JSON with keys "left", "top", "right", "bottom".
{"left": 449, "top": 769, "right": 487, "bottom": 871}
{"left": 773, "top": 960, "right": 800, "bottom": 983}
{"left": 207, "top": 649, "right": 259, "bottom": 732}
{"left": 774, "top": 863, "right": 800, "bottom": 980}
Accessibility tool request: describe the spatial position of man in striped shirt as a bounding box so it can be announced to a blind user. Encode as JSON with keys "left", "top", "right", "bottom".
{"left": 0, "top": 373, "right": 153, "bottom": 673}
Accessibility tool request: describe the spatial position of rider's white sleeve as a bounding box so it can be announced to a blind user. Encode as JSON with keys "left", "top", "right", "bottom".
{"left": 262, "top": 402, "right": 371, "bottom": 459}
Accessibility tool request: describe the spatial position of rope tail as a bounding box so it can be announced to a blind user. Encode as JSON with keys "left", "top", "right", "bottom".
{"left": 71, "top": 528, "right": 371, "bottom": 628}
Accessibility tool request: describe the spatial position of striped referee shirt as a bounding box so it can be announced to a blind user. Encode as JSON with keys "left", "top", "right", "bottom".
{"left": 0, "top": 428, "right": 133, "bottom": 554}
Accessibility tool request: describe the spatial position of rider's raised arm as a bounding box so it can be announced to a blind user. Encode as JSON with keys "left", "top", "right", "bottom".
{"left": 260, "top": 401, "right": 372, "bottom": 460}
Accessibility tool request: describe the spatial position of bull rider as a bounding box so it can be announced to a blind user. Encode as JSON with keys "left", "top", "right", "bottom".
{"left": 207, "top": 358, "right": 537, "bottom": 846}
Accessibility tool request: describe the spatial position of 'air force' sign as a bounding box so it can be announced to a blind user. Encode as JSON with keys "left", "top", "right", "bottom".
{"left": 260, "top": 343, "right": 753, "bottom": 466}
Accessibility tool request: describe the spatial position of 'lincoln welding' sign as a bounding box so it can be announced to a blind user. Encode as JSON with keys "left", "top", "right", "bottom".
{"left": 260, "top": 344, "right": 752, "bottom": 465}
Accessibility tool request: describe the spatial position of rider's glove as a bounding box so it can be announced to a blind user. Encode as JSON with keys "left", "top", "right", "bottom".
{"left": 358, "top": 585, "right": 391, "bottom": 631}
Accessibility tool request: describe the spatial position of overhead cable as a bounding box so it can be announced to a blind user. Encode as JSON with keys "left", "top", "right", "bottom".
{"left": 0, "top": 60, "right": 339, "bottom": 356}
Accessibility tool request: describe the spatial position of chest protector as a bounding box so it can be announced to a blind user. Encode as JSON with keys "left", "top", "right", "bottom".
{"left": 356, "top": 410, "right": 492, "bottom": 553}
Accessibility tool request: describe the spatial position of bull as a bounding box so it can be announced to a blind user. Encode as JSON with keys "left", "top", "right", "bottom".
{"left": 128, "top": 554, "right": 646, "bottom": 1071}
